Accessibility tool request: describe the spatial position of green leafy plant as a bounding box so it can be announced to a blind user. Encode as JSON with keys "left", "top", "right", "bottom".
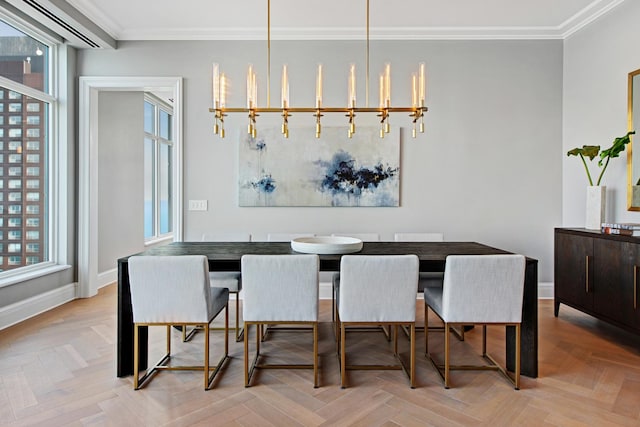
{"left": 567, "top": 131, "right": 635, "bottom": 186}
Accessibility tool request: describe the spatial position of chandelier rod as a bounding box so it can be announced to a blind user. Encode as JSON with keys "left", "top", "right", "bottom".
{"left": 366, "top": 0, "right": 369, "bottom": 108}
{"left": 267, "top": 0, "right": 271, "bottom": 108}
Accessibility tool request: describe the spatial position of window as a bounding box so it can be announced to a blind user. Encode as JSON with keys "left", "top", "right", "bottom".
{"left": 144, "top": 97, "right": 173, "bottom": 241}
{"left": 0, "top": 17, "right": 54, "bottom": 276}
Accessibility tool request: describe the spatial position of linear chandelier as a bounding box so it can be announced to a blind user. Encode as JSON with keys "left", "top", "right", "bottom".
{"left": 209, "top": 0, "right": 428, "bottom": 139}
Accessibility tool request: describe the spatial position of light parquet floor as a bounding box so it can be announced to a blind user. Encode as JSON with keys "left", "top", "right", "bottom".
{"left": 1, "top": 284, "right": 640, "bottom": 426}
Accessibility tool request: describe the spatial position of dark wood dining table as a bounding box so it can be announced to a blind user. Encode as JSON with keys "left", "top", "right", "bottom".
{"left": 117, "top": 241, "right": 538, "bottom": 378}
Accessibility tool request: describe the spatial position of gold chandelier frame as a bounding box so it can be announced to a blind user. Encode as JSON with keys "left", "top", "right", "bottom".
{"left": 209, "top": 0, "right": 428, "bottom": 139}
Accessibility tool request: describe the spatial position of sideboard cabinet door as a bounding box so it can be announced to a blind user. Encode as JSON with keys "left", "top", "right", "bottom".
{"left": 555, "top": 232, "right": 594, "bottom": 316}
{"left": 593, "top": 239, "right": 640, "bottom": 327}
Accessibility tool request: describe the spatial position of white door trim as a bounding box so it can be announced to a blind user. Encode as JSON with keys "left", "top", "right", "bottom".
{"left": 78, "top": 76, "right": 184, "bottom": 298}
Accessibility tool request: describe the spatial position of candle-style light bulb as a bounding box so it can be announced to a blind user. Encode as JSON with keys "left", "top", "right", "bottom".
{"left": 384, "top": 63, "right": 391, "bottom": 108}
{"left": 316, "top": 64, "right": 323, "bottom": 108}
{"left": 411, "top": 73, "right": 417, "bottom": 108}
{"left": 348, "top": 64, "right": 356, "bottom": 108}
{"left": 418, "top": 62, "right": 425, "bottom": 107}
{"left": 247, "top": 64, "right": 254, "bottom": 109}
{"left": 281, "top": 64, "right": 289, "bottom": 109}
{"left": 212, "top": 63, "right": 220, "bottom": 109}
{"left": 220, "top": 73, "right": 227, "bottom": 108}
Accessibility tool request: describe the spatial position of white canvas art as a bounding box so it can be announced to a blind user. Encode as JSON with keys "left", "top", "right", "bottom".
{"left": 238, "top": 127, "right": 400, "bottom": 207}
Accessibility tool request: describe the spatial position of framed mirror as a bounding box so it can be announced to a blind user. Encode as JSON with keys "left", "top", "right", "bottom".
{"left": 628, "top": 68, "right": 640, "bottom": 211}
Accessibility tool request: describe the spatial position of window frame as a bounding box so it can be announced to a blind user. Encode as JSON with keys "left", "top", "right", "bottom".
{"left": 0, "top": 11, "right": 70, "bottom": 287}
{"left": 143, "top": 94, "right": 174, "bottom": 244}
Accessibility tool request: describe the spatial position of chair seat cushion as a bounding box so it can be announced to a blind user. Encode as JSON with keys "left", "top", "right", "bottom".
{"left": 423, "top": 287, "right": 444, "bottom": 318}
{"left": 209, "top": 271, "right": 241, "bottom": 292}
{"left": 209, "top": 286, "right": 230, "bottom": 321}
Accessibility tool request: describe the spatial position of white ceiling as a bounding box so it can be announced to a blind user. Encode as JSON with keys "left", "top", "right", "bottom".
{"left": 65, "top": 0, "right": 626, "bottom": 41}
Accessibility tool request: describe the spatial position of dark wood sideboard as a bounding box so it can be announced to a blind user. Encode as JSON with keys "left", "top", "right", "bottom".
{"left": 554, "top": 228, "right": 640, "bottom": 333}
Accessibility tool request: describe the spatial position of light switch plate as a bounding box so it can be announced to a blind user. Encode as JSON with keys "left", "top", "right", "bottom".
{"left": 188, "top": 200, "right": 208, "bottom": 211}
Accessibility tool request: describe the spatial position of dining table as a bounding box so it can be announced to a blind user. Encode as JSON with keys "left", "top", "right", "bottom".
{"left": 117, "top": 241, "right": 538, "bottom": 378}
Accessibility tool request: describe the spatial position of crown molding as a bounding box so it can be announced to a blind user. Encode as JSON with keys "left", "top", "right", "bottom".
{"left": 68, "top": 0, "right": 627, "bottom": 42}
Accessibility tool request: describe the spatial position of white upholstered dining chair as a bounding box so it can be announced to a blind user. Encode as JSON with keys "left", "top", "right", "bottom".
{"left": 128, "top": 255, "right": 229, "bottom": 390}
{"left": 424, "top": 254, "right": 526, "bottom": 389}
{"left": 201, "top": 232, "right": 251, "bottom": 342}
{"left": 337, "top": 255, "right": 419, "bottom": 388}
{"left": 241, "top": 254, "right": 320, "bottom": 387}
{"left": 330, "top": 233, "right": 380, "bottom": 323}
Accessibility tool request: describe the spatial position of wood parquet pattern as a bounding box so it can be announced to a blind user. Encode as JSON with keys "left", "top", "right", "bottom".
{"left": 2, "top": 284, "right": 640, "bottom": 426}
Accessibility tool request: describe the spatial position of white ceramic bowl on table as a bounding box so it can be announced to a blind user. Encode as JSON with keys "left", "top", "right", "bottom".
{"left": 291, "top": 236, "right": 363, "bottom": 254}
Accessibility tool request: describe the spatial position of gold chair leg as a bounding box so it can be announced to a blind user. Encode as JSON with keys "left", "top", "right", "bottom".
{"left": 244, "top": 323, "right": 249, "bottom": 387}
{"left": 133, "top": 325, "right": 140, "bottom": 390}
{"left": 340, "top": 323, "right": 347, "bottom": 389}
{"left": 444, "top": 323, "right": 450, "bottom": 389}
{"left": 204, "top": 323, "right": 210, "bottom": 389}
{"left": 410, "top": 323, "right": 416, "bottom": 389}
{"left": 313, "top": 323, "right": 319, "bottom": 388}
{"left": 515, "top": 324, "right": 521, "bottom": 390}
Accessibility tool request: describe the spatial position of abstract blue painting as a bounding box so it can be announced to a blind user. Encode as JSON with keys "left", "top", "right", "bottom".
{"left": 238, "top": 127, "right": 399, "bottom": 207}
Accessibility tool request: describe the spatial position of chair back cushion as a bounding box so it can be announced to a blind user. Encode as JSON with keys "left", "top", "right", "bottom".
{"left": 441, "top": 254, "right": 526, "bottom": 323}
{"left": 241, "top": 254, "right": 319, "bottom": 322}
{"left": 338, "top": 255, "right": 419, "bottom": 322}
{"left": 128, "top": 255, "right": 214, "bottom": 323}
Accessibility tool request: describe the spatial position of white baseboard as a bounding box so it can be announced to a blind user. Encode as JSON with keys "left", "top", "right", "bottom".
{"left": 97, "top": 268, "right": 117, "bottom": 289}
{"left": 538, "top": 281, "right": 553, "bottom": 299}
{"left": 0, "top": 283, "right": 77, "bottom": 331}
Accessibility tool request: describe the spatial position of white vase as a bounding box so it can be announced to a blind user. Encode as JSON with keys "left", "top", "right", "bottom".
{"left": 585, "top": 185, "right": 606, "bottom": 230}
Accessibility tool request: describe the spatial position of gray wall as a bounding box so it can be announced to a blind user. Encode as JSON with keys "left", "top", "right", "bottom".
{"left": 77, "top": 39, "right": 563, "bottom": 283}
{"left": 563, "top": 0, "right": 640, "bottom": 227}
{"left": 98, "top": 91, "right": 145, "bottom": 273}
